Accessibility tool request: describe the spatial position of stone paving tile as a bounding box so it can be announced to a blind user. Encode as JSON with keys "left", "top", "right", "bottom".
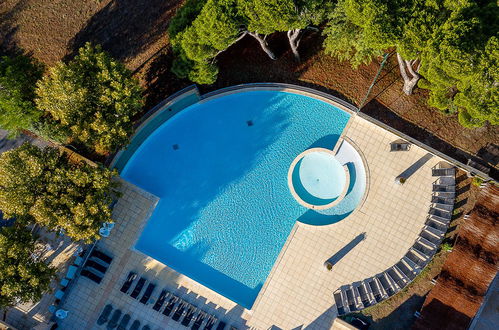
{"left": 58, "top": 114, "right": 448, "bottom": 330}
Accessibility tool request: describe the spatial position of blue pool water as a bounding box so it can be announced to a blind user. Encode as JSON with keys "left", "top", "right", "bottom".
{"left": 121, "top": 90, "right": 356, "bottom": 308}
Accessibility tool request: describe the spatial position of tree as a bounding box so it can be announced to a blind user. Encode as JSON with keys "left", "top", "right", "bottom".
{"left": 0, "top": 143, "right": 118, "bottom": 242}
{"left": 323, "top": 0, "right": 498, "bottom": 127}
{"left": 0, "top": 225, "right": 55, "bottom": 310}
{"left": 239, "top": 0, "right": 328, "bottom": 61}
{"left": 0, "top": 55, "right": 44, "bottom": 135}
{"left": 35, "top": 43, "right": 143, "bottom": 154}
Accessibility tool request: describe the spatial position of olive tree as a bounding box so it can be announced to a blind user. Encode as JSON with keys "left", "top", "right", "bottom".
{"left": 35, "top": 43, "right": 143, "bottom": 154}
{"left": 0, "top": 143, "right": 118, "bottom": 242}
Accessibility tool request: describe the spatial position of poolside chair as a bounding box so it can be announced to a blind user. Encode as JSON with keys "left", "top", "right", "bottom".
{"left": 66, "top": 265, "right": 78, "bottom": 280}
{"left": 90, "top": 249, "right": 113, "bottom": 264}
{"left": 216, "top": 320, "right": 227, "bottom": 330}
{"left": 152, "top": 289, "right": 168, "bottom": 311}
{"left": 106, "top": 309, "right": 122, "bottom": 330}
{"left": 204, "top": 316, "right": 218, "bottom": 330}
{"left": 60, "top": 278, "right": 70, "bottom": 288}
{"left": 97, "top": 304, "right": 113, "bottom": 325}
{"left": 117, "top": 313, "right": 131, "bottom": 330}
{"left": 85, "top": 259, "right": 108, "bottom": 273}
{"left": 172, "top": 301, "right": 187, "bottom": 321}
{"left": 120, "top": 272, "right": 137, "bottom": 294}
{"left": 139, "top": 283, "right": 156, "bottom": 304}
{"left": 390, "top": 141, "right": 411, "bottom": 152}
{"left": 74, "top": 256, "right": 84, "bottom": 266}
{"left": 54, "top": 290, "right": 65, "bottom": 300}
{"left": 162, "top": 296, "right": 178, "bottom": 316}
{"left": 130, "top": 277, "right": 147, "bottom": 299}
{"left": 129, "top": 320, "right": 140, "bottom": 330}
{"left": 432, "top": 167, "right": 456, "bottom": 177}
{"left": 181, "top": 306, "right": 196, "bottom": 327}
{"left": 81, "top": 269, "right": 103, "bottom": 284}
{"left": 191, "top": 312, "right": 206, "bottom": 330}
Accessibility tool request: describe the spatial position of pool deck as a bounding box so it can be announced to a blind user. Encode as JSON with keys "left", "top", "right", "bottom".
{"left": 55, "top": 111, "right": 450, "bottom": 330}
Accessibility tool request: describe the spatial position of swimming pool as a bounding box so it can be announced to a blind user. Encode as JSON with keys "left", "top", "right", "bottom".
{"left": 120, "top": 89, "right": 361, "bottom": 308}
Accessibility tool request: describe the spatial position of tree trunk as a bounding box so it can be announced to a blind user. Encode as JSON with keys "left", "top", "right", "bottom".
{"left": 3, "top": 309, "right": 7, "bottom": 321}
{"left": 248, "top": 32, "right": 276, "bottom": 60}
{"left": 287, "top": 29, "right": 302, "bottom": 62}
{"left": 213, "top": 31, "right": 248, "bottom": 59}
{"left": 396, "top": 52, "right": 421, "bottom": 95}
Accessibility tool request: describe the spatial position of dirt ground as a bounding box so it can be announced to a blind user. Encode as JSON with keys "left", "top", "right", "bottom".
{"left": 413, "top": 184, "right": 499, "bottom": 330}
{"left": 1, "top": 0, "right": 498, "bottom": 169}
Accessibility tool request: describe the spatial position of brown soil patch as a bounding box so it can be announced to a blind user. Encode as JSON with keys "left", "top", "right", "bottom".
{"left": 1, "top": 0, "right": 498, "bottom": 173}
{"left": 413, "top": 184, "right": 499, "bottom": 330}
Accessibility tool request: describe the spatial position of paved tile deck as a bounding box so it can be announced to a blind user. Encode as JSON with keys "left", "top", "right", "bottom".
{"left": 58, "top": 114, "right": 448, "bottom": 330}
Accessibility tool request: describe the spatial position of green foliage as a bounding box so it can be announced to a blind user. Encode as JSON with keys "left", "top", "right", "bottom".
{"left": 171, "top": 0, "right": 242, "bottom": 84}
{"left": 239, "top": 0, "right": 304, "bottom": 34}
{"left": 0, "top": 225, "right": 55, "bottom": 308}
{"left": 35, "top": 43, "right": 144, "bottom": 154}
{"left": 441, "top": 242, "right": 453, "bottom": 252}
{"left": 323, "top": 0, "right": 499, "bottom": 127}
{"left": 471, "top": 176, "right": 484, "bottom": 187}
{"left": 0, "top": 143, "right": 118, "bottom": 242}
{"left": 168, "top": 0, "right": 208, "bottom": 38}
{"left": 0, "top": 55, "right": 44, "bottom": 135}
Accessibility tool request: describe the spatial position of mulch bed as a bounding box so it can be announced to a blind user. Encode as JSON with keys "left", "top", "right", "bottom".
{"left": 413, "top": 184, "right": 499, "bottom": 330}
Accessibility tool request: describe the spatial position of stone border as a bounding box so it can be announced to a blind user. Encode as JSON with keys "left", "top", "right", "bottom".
{"left": 287, "top": 147, "right": 350, "bottom": 210}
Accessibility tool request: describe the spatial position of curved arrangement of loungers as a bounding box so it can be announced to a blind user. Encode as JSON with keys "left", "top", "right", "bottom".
{"left": 333, "top": 166, "right": 456, "bottom": 315}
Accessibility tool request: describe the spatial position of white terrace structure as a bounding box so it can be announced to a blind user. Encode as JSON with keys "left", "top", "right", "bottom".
{"left": 7, "top": 84, "right": 489, "bottom": 330}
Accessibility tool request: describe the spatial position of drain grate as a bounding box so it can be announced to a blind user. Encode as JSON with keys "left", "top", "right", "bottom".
{"left": 246, "top": 120, "right": 254, "bottom": 127}
{"left": 172, "top": 144, "right": 179, "bottom": 150}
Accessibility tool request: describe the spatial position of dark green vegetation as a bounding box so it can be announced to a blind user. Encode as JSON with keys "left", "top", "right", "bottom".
{"left": 172, "top": 0, "right": 498, "bottom": 128}
{"left": 0, "top": 143, "right": 118, "bottom": 242}
{"left": 0, "top": 55, "right": 44, "bottom": 135}
{"left": 0, "top": 225, "right": 55, "bottom": 310}
{"left": 35, "top": 43, "right": 144, "bottom": 154}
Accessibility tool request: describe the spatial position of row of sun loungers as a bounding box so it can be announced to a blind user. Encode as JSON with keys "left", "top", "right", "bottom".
{"left": 97, "top": 303, "right": 152, "bottom": 330}
{"left": 333, "top": 166, "right": 455, "bottom": 315}
{"left": 119, "top": 272, "right": 238, "bottom": 330}
{"left": 81, "top": 249, "right": 113, "bottom": 284}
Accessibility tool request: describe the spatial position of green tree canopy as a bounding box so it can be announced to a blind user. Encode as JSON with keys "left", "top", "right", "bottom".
{"left": 35, "top": 43, "right": 144, "bottom": 154}
{"left": 0, "top": 143, "right": 118, "bottom": 242}
{"left": 0, "top": 225, "right": 55, "bottom": 308}
{"left": 0, "top": 55, "right": 44, "bottom": 135}
{"left": 323, "top": 0, "right": 498, "bottom": 127}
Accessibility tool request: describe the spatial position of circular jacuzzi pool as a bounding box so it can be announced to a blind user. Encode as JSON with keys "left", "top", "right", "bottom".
{"left": 288, "top": 148, "right": 349, "bottom": 209}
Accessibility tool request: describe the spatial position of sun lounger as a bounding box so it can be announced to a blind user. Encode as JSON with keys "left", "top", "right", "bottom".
{"left": 117, "top": 313, "right": 131, "bottom": 330}
{"left": 106, "top": 309, "right": 122, "bottom": 330}
{"left": 204, "top": 316, "right": 218, "bottom": 330}
{"left": 432, "top": 167, "right": 456, "bottom": 177}
{"left": 85, "top": 259, "right": 108, "bottom": 273}
{"left": 191, "top": 312, "right": 205, "bottom": 330}
{"left": 81, "top": 269, "right": 102, "bottom": 284}
{"left": 66, "top": 265, "right": 78, "bottom": 280}
{"left": 216, "top": 320, "right": 227, "bottom": 330}
{"left": 97, "top": 304, "right": 113, "bottom": 325}
{"left": 162, "top": 296, "right": 178, "bottom": 316}
{"left": 390, "top": 142, "right": 411, "bottom": 152}
{"left": 129, "top": 320, "right": 140, "bottom": 330}
{"left": 139, "top": 283, "right": 156, "bottom": 304}
{"left": 172, "top": 301, "right": 186, "bottom": 321}
{"left": 60, "top": 278, "right": 69, "bottom": 288}
{"left": 130, "top": 277, "right": 146, "bottom": 299}
{"left": 120, "top": 272, "right": 137, "bottom": 293}
{"left": 181, "top": 306, "right": 196, "bottom": 326}
{"left": 152, "top": 289, "right": 168, "bottom": 311}
{"left": 90, "top": 249, "right": 113, "bottom": 264}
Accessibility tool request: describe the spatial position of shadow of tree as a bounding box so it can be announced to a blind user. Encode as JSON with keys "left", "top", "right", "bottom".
{"left": 66, "top": 0, "right": 183, "bottom": 64}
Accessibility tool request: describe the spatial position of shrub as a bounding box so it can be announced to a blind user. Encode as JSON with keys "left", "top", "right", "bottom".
{"left": 0, "top": 55, "right": 44, "bottom": 135}
{"left": 0, "top": 143, "right": 119, "bottom": 242}
{"left": 35, "top": 43, "right": 143, "bottom": 154}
